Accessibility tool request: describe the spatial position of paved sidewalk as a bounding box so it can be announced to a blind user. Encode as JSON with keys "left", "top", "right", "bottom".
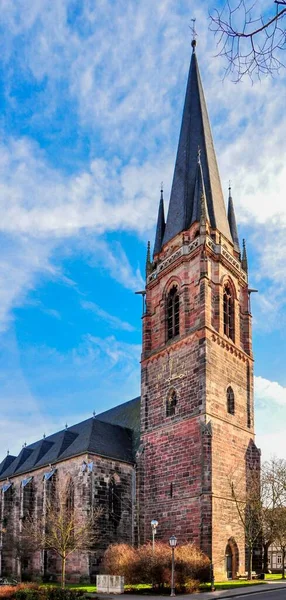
{"left": 93, "top": 580, "right": 286, "bottom": 600}
{"left": 190, "top": 581, "right": 286, "bottom": 598}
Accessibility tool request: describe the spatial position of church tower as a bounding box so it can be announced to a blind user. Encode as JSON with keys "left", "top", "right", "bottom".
{"left": 140, "top": 40, "right": 260, "bottom": 579}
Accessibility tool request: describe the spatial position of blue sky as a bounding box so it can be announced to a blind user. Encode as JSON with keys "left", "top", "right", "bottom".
{"left": 0, "top": 0, "right": 285, "bottom": 462}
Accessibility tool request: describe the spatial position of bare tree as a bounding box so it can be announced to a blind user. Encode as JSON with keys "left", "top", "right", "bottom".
{"left": 261, "top": 458, "right": 286, "bottom": 572}
{"left": 273, "top": 507, "right": 286, "bottom": 578}
{"left": 230, "top": 458, "right": 286, "bottom": 578}
{"left": 210, "top": 1, "right": 286, "bottom": 80}
{"left": 231, "top": 468, "right": 263, "bottom": 579}
{"left": 22, "top": 478, "right": 102, "bottom": 588}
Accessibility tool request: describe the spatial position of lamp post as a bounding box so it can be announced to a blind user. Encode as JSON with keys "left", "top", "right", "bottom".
{"left": 151, "top": 519, "right": 158, "bottom": 553}
{"left": 210, "top": 562, "right": 215, "bottom": 592}
{"left": 169, "top": 535, "right": 177, "bottom": 597}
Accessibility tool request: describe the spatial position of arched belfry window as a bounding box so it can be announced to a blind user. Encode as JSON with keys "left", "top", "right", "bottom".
{"left": 167, "top": 285, "right": 180, "bottom": 340}
{"left": 166, "top": 389, "right": 177, "bottom": 417}
{"left": 223, "top": 284, "right": 235, "bottom": 341}
{"left": 227, "top": 386, "right": 235, "bottom": 415}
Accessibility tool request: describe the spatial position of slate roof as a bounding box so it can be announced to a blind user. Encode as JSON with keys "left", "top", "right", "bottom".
{"left": 162, "top": 46, "right": 232, "bottom": 249}
{"left": 0, "top": 396, "right": 141, "bottom": 481}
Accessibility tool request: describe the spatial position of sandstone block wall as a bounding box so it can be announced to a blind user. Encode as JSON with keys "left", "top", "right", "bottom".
{"left": 0, "top": 454, "right": 135, "bottom": 582}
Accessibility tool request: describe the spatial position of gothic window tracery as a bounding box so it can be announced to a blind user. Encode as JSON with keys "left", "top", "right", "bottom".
{"left": 227, "top": 386, "right": 235, "bottom": 415}
{"left": 66, "top": 479, "right": 74, "bottom": 517}
{"left": 166, "top": 389, "right": 177, "bottom": 417}
{"left": 109, "top": 475, "right": 121, "bottom": 528}
{"left": 223, "top": 283, "right": 235, "bottom": 341}
{"left": 167, "top": 285, "right": 180, "bottom": 340}
{"left": 21, "top": 477, "right": 34, "bottom": 520}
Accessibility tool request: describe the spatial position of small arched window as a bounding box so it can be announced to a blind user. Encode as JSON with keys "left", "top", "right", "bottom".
{"left": 223, "top": 284, "right": 235, "bottom": 341}
{"left": 166, "top": 389, "right": 177, "bottom": 417}
{"left": 227, "top": 386, "right": 235, "bottom": 415}
{"left": 167, "top": 285, "right": 180, "bottom": 340}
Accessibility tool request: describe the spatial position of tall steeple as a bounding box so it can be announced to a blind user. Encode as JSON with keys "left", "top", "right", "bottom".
{"left": 162, "top": 41, "right": 231, "bottom": 246}
{"left": 153, "top": 184, "right": 166, "bottom": 256}
{"left": 227, "top": 184, "right": 240, "bottom": 253}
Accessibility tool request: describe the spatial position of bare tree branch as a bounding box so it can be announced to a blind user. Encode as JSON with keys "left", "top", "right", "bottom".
{"left": 21, "top": 478, "right": 102, "bottom": 588}
{"left": 210, "top": 1, "right": 286, "bottom": 81}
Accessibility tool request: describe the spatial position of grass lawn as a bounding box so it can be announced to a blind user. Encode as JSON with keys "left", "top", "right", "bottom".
{"left": 39, "top": 576, "right": 286, "bottom": 594}
{"left": 200, "top": 581, "right": 266, "bottom": 592}
{"left": 40, "top": 584, "right": 97, "bottom": 592}
{"left": 41, "top": 581, "right": 264, "bottom": 594}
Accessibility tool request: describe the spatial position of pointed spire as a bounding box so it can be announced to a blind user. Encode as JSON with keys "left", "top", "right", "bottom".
{"left": 162, "top": 45, "right": 231, "bottom": 246}
{"left": 227, "top": 184, "right": 240, "bottom": 253}
{"left": 153, "top": 183, "right": 166, "bottom": 256}
{"left": 242, "top": 239, "right": 248, "bottom": 273}
{"left": 191, "top": 148, "right": 210, "bottom": 226}
{"left": 146, "top": 241, "right": 152, "bottom": 278}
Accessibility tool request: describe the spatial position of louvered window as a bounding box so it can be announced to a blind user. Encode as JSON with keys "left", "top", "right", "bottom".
{"left": 223, "top": 284, "right": 234, "bottom": 341}
{"left": 167, "top": 286, "right": 180, "bottom": 340}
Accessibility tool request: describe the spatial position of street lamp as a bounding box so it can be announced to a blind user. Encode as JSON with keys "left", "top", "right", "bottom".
{"left": 151, "top": 519, "right": 158, "bottom": 552}
{"left": 169, "top": 535, "right": 177, "bottom": 597}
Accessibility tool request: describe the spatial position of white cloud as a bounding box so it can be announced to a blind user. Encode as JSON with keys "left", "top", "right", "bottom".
{"left": 0, "top": 2, "right": 284, "bottom": 341}
{"left": 0, "top": 234, "right": 55, "bottom": 332}
{"left": 255, "top": 375, "right": 286, "bottom": 461}
{"left": 255, "top": 376, "right": 286, "bottom": 408}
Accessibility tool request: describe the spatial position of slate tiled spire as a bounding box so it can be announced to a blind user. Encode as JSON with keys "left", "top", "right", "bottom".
{"left": 191, "top": 150, "right": 210, "bottom": 224}
{"left": 153, "top": 184, "right": 166, "bottom": 256}
{"left": 162, "top": 41, "right": 231, "bottom": 246}
{"left": 227, "top": 184, "right": 240, "bottom": 253}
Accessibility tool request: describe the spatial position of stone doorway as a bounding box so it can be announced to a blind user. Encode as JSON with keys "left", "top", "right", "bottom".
{"left": 225, "top": 538, "right": 239, "bottom": 579}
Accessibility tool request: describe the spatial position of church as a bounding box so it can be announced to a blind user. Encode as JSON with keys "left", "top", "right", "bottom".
{"left": 0, "top": 39, "right": 260, "bottom": 583}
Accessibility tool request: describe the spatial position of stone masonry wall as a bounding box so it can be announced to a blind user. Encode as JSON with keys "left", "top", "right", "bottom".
{"left": 0, "top": 454, "right": 135, "bottom": 582}
{"left": 141, "top": 221, "right": 260, "bottom": 581}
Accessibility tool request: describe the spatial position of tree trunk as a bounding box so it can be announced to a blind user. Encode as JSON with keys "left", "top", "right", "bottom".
{"left": 61, "top": 555, "right": 66, "bottom": 589}
{"left": 263, "top": 541, "right": 270, "bottom": 573}
{"left": 282, "top": 548, "right": 285, "bottom": 580}
{"left": 247, "top": 547, "right": 253, "bottom": 580}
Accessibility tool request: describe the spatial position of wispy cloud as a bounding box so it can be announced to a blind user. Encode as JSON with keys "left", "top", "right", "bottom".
{"left": 81, "top": 300, "right": 135, "bottom": 332}
{"left": 0, "top": 330, "right": 141, "bottom": 458}
{"left": 80, "top": 237, "right": 145, "bottom": 292}
{"left": 0, "top": 1, "right": 285, "bottom": 331}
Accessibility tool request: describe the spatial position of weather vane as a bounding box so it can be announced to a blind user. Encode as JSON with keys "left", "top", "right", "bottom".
{"left": 190, "top": 18, "right": 197, "bottom": 49}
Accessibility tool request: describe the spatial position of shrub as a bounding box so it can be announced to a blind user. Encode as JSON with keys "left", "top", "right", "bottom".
{"left": 0, "top": 585, "right": 85, "bottom": 600}
{"left": 45, "top": 590, "right": 84, "bottom": 600}
{"left": 175, "top": 543, "right": 210, "bottom": 585}
{"left": 14, "top": 590, "right": 41, "bottom": 600}
{"left": 103, "top": 541, "right": 210, "bottom": 591}
{"left": 103, "top": 543, "right": 138, "bottom": 583}
{"left": 0, "top": 584, "right": 42, "bottom": 600}
{"left": 0, "top": 587, "right": 16, "bottom": 600}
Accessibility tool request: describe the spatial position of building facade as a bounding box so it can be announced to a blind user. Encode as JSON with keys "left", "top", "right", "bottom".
{"left": 268, "top": 544, "right": 286, "bottom": 573}
{"left": 139, "top": 39, "right": 260, "bottom": 581}
{"left": 0, "top": 41, "right": 260, "bottom": 582}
